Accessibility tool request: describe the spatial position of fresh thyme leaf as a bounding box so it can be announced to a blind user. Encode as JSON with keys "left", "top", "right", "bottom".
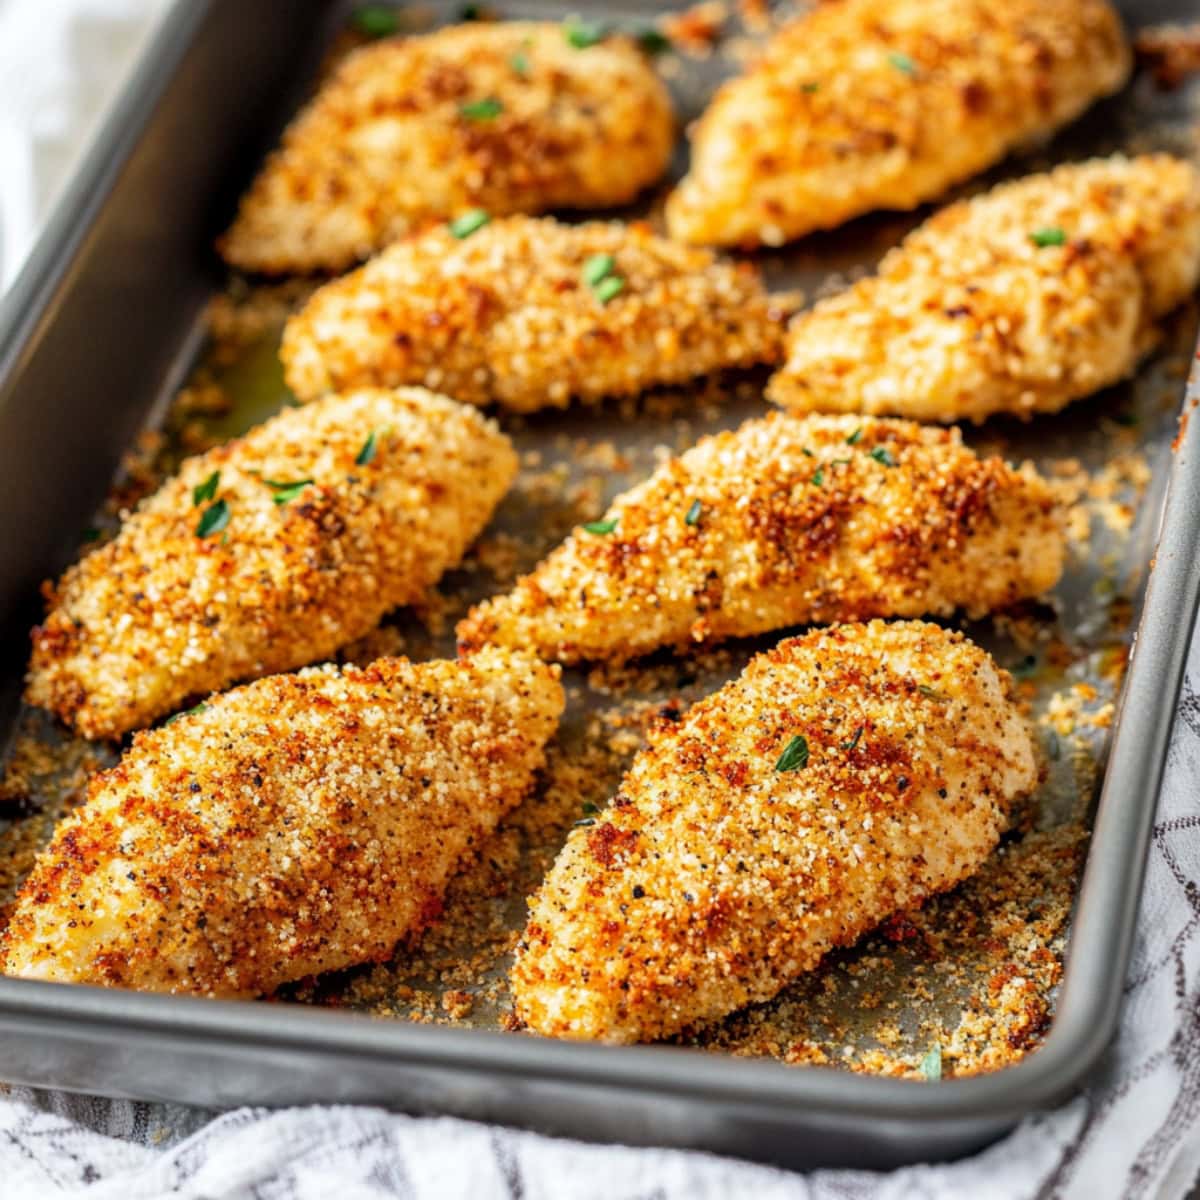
{"left": 583, "top": 518, "right": 618, "bottom": 535}
{"left": 685, "top": 499, "right": 703, "bottom": 526}
{"left": 449, "top": 208, "right": 490, "bottom": 238}
{"left": 846, "top": 427, "right": 863, "bottom": 445}
{"left": 840, "top": 725, "right": 864, "bottom": 751}
{"left": 581, "top": 801, "right": 601, "bottom": 816}
{"left": 593, "top": 275, "right": 625, "bottom": 304}
{"left": 802, "top": 447, "right": 814, "bottom": 457}
{"left": 192, "top": 470, "right": 220, "bottom": 507}
{"left": 351, "top": 5, "right": 400, "bottom": 37}
{"left": 920, "top": 1044, "right": 942, "bottom": 1081}
{"left": 888, "top": 51, "right": 917, "bottom": 74}
{"left": 355, "top": 431, "right": 378, "bottom": 466}
{"left": 918, "top": 684, "right": 948, "bottom": 700}
{"left": 195, "top": 499, "right": 229, "bottom": 539}
{"left": 564, "top": 16, "right": 608, "bottom": 47}
{"left": 1029, "top": 226, "right": 1067, "bottom": 248}
{"left": 460, "top": 97, "right": 503, "bottom": 120}
{"left": 811, "top": 468, "right": 825, "bottom": 486}
{"left": 775, "top": 734, "right": 809, "bottom": 772}
{"left": 582, "top": 252, "right": 616, "bottom": 287}
{"left": 870, "top": 446, "right": 897, "bottom": 467}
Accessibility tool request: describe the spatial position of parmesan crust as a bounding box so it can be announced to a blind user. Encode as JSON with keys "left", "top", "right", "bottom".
{"left": 511, "top": 620, "right": 1037, "bottom": 1043}
{"left": 219, "top": 23, "right": 675, "bottom": 274}
{"left": 768, "top": 155, "right": 1200, "bottom": 423}
{"left": 281, "top": 217, "right": 785, "bottom": 411}
{"left": 457, "top": 414, "right": 1065, "bottom": 664}
{"left": 666, "top": 0, "right": 1130, "bottom": 247}
{"left": 3, "top": 650, "right": 564, "bottom": 997}
{"left": 27, "top": 388, "right": 516, "bottom": 740}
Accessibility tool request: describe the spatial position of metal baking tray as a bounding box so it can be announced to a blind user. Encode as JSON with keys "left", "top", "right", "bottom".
{"left": 1, "top": 0, "right": 1200, "bottom": 1170}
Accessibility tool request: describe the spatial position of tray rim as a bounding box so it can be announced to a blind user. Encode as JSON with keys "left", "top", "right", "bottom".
{"left": 0, "top": 0, "right": 1198, "bottom": 1132}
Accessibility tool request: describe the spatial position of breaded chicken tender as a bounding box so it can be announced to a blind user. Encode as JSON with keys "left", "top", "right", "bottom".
{"left": 27, "top": 388, "right": 516, "bottom": 740}
{"left": 665, "top": 0, "right": 1130, "bottom": 247}
{"left": 511, "top": 620, "right": 1037, "bottom": 1042}
{"left": 3, "top": 649, "right": 563, "bottom": 997}
{"left": 219, "top": 23, "right": 675, "bottom": 274}
{"left": 768, "top": 155, "right": 1200, "bottom": 423}
{"left": 457, "top": 414, "right": 1064, "bottom": 664}
{"left": 281, "top": 217, "right": 785, "bottom": 411}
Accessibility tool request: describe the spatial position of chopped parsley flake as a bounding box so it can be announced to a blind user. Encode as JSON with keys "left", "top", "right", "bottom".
{"left": 920, "top": 1044, "right": 942, "bottom": 1081}
{"left": 510, "top": 49, "right": 531, "bottom": 76}
{"left": 582, "top": 253, "right": 616, "bottom": 287}
{"left": 450, "top": 208, "right": 490, "bottom": 238}
{"left": 775, "top": 734, "right": 809, "bottom": 772}
{"left": 583, "top": 518, "right": 617, "bottom": 535}
{"left": 870, "top": 446, "right": 897, "bottom": 467}
{"left": 460, "top": 97, "right": 503, "bottom": 120}
{"left": 564, "top": 16, "right": 608, "bottom": 48}
{"left": 846, "top": 427, "right": 863, "bottom": 445}
{"left": 811, "top": 468, "right": 825, "bottom": 487}
{"left": 192, "top": 470, "right": 220, "bottom": 507}
{"left": 841, "top": 725, "right": 864, "bottom": 752}
{"left": 581, "top": 801, "right": 601, "bottom": 816}
{"left": 355, "top": 431, "right": 378, "bottom": 466}
{"left": 685, "top": 499, "right": 703, "bottom": 526}
{"left": 918, "top": 684, "right": 948, "bottom": 700}
{"left": 802, "top": 447, "right": 814, "bottom": 458}
{"left": 888, "top": 51, "right": 917, "bottom": 74}
{"left": 801, "top": 81, "right": 820, "bottom": 93}
{"left": 195, "top": 499, "right": 229, "bottom": 539}
{"left": 350, "top": 5, "right": 400, "bottom": 37}
{"left": 1029, "top": 226, "right": 1066, "bottom": 248}
{"left": 265, "top": 478, "right": 314, "bottom": 506}
{"left": 637, "top": 27, "right": 671, "bottom": 55}
{"left": 165, "top": 702, "right": 210, "bottom": 726}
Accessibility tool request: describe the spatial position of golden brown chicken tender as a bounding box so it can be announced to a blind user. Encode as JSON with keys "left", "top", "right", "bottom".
{"left": 666, "top": 0, "right": 1130, "bottom": 247}
{"left": 511, "top": 620, "right": 1037, "bottom": 1043}
{"left": 767, "top": 155, "right": 1200, "bottom": 423}
{"left": 27, "top": 388, "right": 515, "bottom": 740}
{"left": 281, "top": 217, "right": 786, "bottom": 411}
{"left": 219, "top": 22, "right": 675, "bottom": 274}
{"left": 457, "top": 414, "right": 1064, "bottom": 664}
{"left": 3, "top": 649, "right": 563, "bottom": 997}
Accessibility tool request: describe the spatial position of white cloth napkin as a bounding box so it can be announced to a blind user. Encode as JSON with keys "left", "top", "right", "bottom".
{"left": 2, "top": 2, "right": 1199, "bottom": 1197}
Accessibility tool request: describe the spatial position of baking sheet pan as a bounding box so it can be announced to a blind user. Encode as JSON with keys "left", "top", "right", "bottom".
{"left": 0, "top": 0, "right": 1199, "bottom": 1170}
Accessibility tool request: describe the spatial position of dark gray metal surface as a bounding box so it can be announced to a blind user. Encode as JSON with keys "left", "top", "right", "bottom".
{"left": 0, "top": 0, "right": 1198, "bottom": 1170}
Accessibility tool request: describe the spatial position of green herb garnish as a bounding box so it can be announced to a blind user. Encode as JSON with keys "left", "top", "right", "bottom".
{"left": 355, "top": 431, "right": 378, "bottom": 466}
{"left": 460, "top": 97, "right": 503, "bottom": 120}
{"left": 801, "top": 81, "right": 820, "bottom": 93}
{"left": 888, "top": 51, "right": 917, "bottom": 75}
{"left": 265, "top": 478, "right": 314, "bottom": 506}
{"left": 802, "top": 447, "right": 814, "bottom": 458}
{"left": 841, "top": 725, "right": 864, "bottom": 752}
{"left": 918, "top": 684, "right": 948, "bottom": 700}
{"left": 832, "top": 457, "right": 852, "bottom": 466}
{"left": 564, "top": 16, "right": 608, "bottom": 47}
{"left": 685, "top": 499, "right": 703, "bottom": 526}
{"left": 581, "top": 802, "right": 601, "bottom": 817}
{"left": 870, "top": 446, "right": 897, "bottom": 467}
{"left": 920, "top": 1045, "right": 942, "bottom": 1081}
{"left": 775, "top": 734, "right": 809, "bottom": 773}
{"left": 165, "top": 701, "right": 210, "bottom": 727}
{"left": 192, "top": 470, "right": 220, "bottom": 507}
{"left": 351, "top": 5, "right": 400, "bottom": 38}
{"left": 846, "top": 427, "right": 863, "bottom": 445}
{"left": 449, "top": 208, "right": 490, "bottom": 238}
{"left": 583, "top": 518, "right": 618, "bottom": 535}
{"left": 1011, "top": 654, "right": 1038, "bottom": 678}
{"left": 637, "top": 27, "right": 671, "bottom": 55}
{"left": 811, "top": 468, "right": 825, "bottom": 487}
{"left": 582, "top": 253, "right": 616, "bottom": 287}
{"left": 593, "top": 275, "right": 625, "bottom": 304}
{"left": 510, "top": 49, "right": 531, "bottom": 76}
{"left": 1029, "top": 227, "right": 1066, "bottom": 248}
{"left": 195, "top": 499, "right": 229, "bottom": 539}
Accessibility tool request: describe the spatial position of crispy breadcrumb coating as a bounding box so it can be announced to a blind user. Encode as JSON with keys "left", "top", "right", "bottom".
{"left": 3, "top": 650, "right": 564, "bottom": 997}
{"left": 457, "top": 414, "right": 1064, "bottom": 664}
{"left": 219, "top": 23, "right": 675, "bottom": 274}
{"left": 27, "top": 388, "right": 516, "bottom": 740}
{"left": 665, "top": 0, "right": 1130, "bottom": 247}
{"left": 511, "top": 620, "right": 1037, "bottom": 1043}
{"left": 281, "top": 217, "right": 786, "bottom": 412}
{"left": 768, "top": 155, "right": 1200, "bottom": 423}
